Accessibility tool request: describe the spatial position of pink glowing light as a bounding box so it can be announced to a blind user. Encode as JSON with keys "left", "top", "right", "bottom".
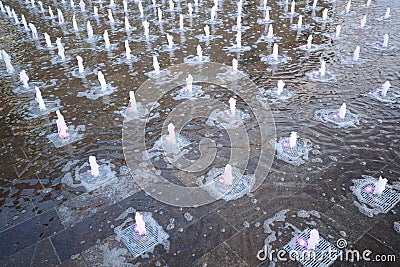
{"left": 365, "top": 185, "right": 373, "bottom": 193}
{"left": 282, "top": 141, "right": 290, "bottom": 148}
{"left": 297, "top": 238, "right": 307, "bottom": 248}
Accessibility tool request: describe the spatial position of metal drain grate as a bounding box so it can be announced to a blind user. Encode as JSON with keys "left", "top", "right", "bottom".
{"left": 120, "top": 213, "right": 169, "bottom": 259}
{"left": 282, "top": 228, "right": 340, "bottom": 267}
{"left": 352, "top": 178, "right": 400, "bottom": 213}
{"left": 200, "top": 167, "right": 254, "bottom": 201}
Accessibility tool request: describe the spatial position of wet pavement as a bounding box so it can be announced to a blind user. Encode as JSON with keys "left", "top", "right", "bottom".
{"left": 1, "top": 0, "right": 400, "bottom": 266}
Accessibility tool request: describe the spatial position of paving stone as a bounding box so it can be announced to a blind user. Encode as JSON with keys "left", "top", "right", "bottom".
{"left": 0, "top": 209, "right": 64, "bottom": 261}
{"left": 51, "top": 203, "right": 124, "bottom": 262}
{"left": 193, "top": 242, "right": 248, "bottom": 267}
{"left": 163, "top": 213, "right": 237, "bottom": 266}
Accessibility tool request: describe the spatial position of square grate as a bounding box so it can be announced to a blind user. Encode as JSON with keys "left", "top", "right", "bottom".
{"left": 120, "top": 213, "right": 169, "bottom": 259}
{"left": 358, "top": 183, "right": 400, "bottom": 213}
{"left": 200, "top": 167, "right": 254, "bottom": 201}
{"left": 351, "top": 177, "right": 400, "bottom": 214}
{"left": 282, "top": 228, "right": 340, "bottom": 267}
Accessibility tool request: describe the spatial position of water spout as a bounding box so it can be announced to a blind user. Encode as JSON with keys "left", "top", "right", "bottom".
{"left": 87, "top": 20, "right": 94, "bottom": 38}
{"left": 383, "top": 7, "right": 390, "bottom": 19}
{"left": 188, "top": 3, "right": 193, "bottom": 16}
{"left": 49, "top": 6, "right": 54, "bottom": 18}
{"left": 143, "top": 20, "right": 150, "bottom": 39}
{"left": 57, "top": 8, "right": 64, "bottom": 24}
{"left": 76, "top": 56, "right": 84, "bottom": 73}
{"left": 153, "top": 55, "right": 160, "bottom": 75}
{"left": 290, "top": 0, "right": 295, "bottom": 15}
{"left": 122, "top": 0, "right": 127, "bottom": 12}
{"left": 360, "top": 15, "right": 367, "bottom": 28}
{"left": 197, "top": 44, "right": 203, "bottom": 61}
{"left": 21, "top": 14, "right": 28, "bottom": 30}
{"left": 158, "top": 8, "right": 162, "bottom": 22}
{"left": 322, "top": 8, "right": 328, "bottom": 21}
{"left": 312, "top": 0, "right": 318, "bottom": 9}
{"left": 108, "top": 9, "right": 115, "bottom": 24}
{"left": 345, "top": 0, "right": 351, "bottom": 13}
{"left": 28, "top": 23, "right": 38, "bottom": 39}
{"left": 272, "top": 43, "right": 279, "bottom": 61}
{"left": 166, "top": 33, "right": 173, "bottom": 49}
{"left": 264, "top": 9, "right": 270, "bottom": 22}
{"left": 229, "top": 97, "right": 236, "bottom": 117}
{"left": 165, "top": 123, "right": 177, "bottom": 145}
{"left": 374, "top": 176, "right": 387, "bottom": 195}
{"left": 98, "top": 71, "right": 107, "bottom": 91}
{"left": 307, "top": 229, "right": 319, "bottom": 250}
{"left": 134, "top": 212, "right": 147, "bottom": 236}
{"left": 56, "top": 37, "right": 65, "bottom": 60}
{"left": 125, "top": 40, "right": 131, "bottom": 60}
{"left": 335, "top": 25, "right": 341, "bottom": 38}
{"left": 297, "top": 15, "right": 302, "bottom": 29}
{"left": 72, "top": 15, "right": 78, "bottom": 31}
{"left": 222, "top": 164, "right": 233, "bottom": 186}
{"left": 232, "top": 58, "right": 238, "bottom": 74}
{"left": 236, "top": 31, "right": 241, "bottom": 48}
{"left": 289, "top": 131, "right": 297, "bottom": 149}
{"left": 204, "top": 25, "right": 210, "bottom": 39}
{"left": 93, "top": 6, "right": 99, "bottom": 17}
{"left": 103, "top": 30, "right": 111, "bottom": 49}
{"left": 353, "top": 46, "right": 360, "bottom": 61}
{"left": 124, "top": 16, "right": 130, "bottom": 31}
{"left": 44, "top": 33, "right": 53, "bottom": 47}
{"left": 186, "top": 74, "right": 193, "bottom": 93}
{"left": 129, "top": 91, "right": 138, "bottom": 113}
{"left": 56, "top": 110, "right": 69, "bottom": 139}
{"left": 381, "top": 81, "right": 391, "bottom": 97}
{"left": 267, "top": 24, "right": 273, "bottom": 39}
{"left": 236, "top": 15, "right": 241, "bottom": 30}
{"left": 20, "top": 70, "right": 29, "bottom": 88}
{"left": 89, "top": 156, "right": 100, "bottom": 177}
{"left": 35, "top": 86, "right": 46, "bottom": 111}
{"left": 80, "top": 0, "right": 86, "bottom": 12}
{"left": 382, "top": 34, "right": 389, "bottom": 48}
{"left": 277, "top": 80, "right": 285, "bottom": 96}
{"left": 211, "top": 6, "right": 216, "bottom": 21}
{"left": 338, "top": 103, "right": 346, "bottom": 119}
{"left": 306, "top": 35, "right": 313, "bottom": 49}
{"left": 179, "top": 14, "right": 184, "bottom": 30}
{"left": 138, "top": 1, "right": 144, "bottom": 17}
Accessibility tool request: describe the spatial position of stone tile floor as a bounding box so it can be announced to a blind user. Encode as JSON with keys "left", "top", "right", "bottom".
{"left": 0, "top": 153, "right": 399, "bottom": 267}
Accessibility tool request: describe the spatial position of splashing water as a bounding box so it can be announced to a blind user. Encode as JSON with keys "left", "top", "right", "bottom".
{"left": 87, "top": 20, "right": 94, "bottom": 39}
{"left": 35, "top": 86, "right": 46, "bottom": 111}
{"left": 89, "top": 156, "right": 100, "bottom": 177}
{"left": 76, "top": 56, "right": 84, "bottom": 73}
{"left": 104, "top": 30, "right": 111, "bottom": 49}
{"left": 20, "top": 70, "right": 29, "bottom": 88}
{"left": 56, "top": 110, "right": 69, "bottom": 139}
{"left": 98, "top": 71, "right": 107, "bottom": 91}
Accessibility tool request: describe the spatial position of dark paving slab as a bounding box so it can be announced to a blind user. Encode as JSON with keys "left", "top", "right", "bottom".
{"left": 367, "top": 205, "right": 400, "bottom": 255}
{"left": 0, "top": 209, "right": 64, "bottom": 261}
{"left": 349, "top": 234, "right": 399, "bottom": 267}
{"left": 163, "top": 212, "right": 237, "bottom": 266}
{"left": 193, "top": 242, "right": 248, "bottom": 267}
{"left": 0, "top": 237, "right": 61, "bottom": 267}
{"left": 320, "top": 199, "right": 383, "bottom": 244}
{"left": 51, "top": 203, "right": 124, "bottom": 262}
